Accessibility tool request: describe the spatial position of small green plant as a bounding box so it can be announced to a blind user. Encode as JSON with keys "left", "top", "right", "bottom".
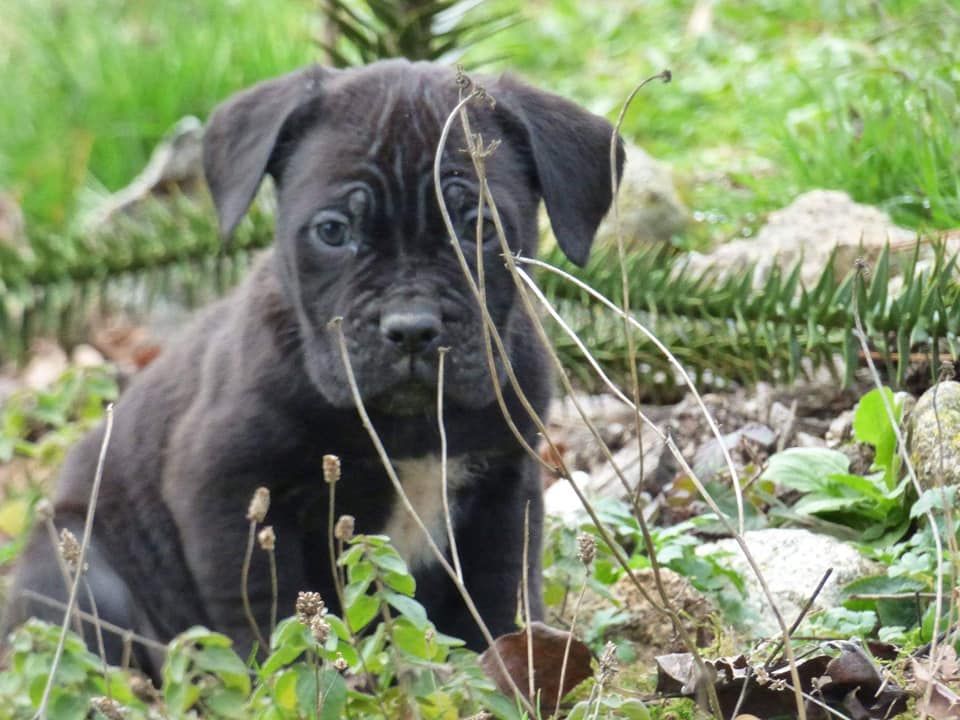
{"left": 761, "top": 387, "right": 912, "bottom": 545}
{"left": 0, "top": 531, "right": 527, "bottom": 719}
{"left": 0, "top": 366, "right": 118, "bottom": 466}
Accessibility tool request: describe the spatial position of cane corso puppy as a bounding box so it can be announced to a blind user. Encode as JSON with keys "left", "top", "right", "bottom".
{"left": 5, "top": 59, "right": 623, "bottom": 678}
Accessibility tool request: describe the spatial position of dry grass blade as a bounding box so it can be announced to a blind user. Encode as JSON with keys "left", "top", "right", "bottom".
{"left": 34, "top": 403, "right": 115, "bottom": 720}
{"left": 851, "top": 263, "right": 947, "bottom": 717}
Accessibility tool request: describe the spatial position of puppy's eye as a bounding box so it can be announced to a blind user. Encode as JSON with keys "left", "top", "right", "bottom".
{"left": 463, "top": 210, "right": 498, "bottom": 246}
{"left": 308, "top": 212, "right": 351, "bottom": 248}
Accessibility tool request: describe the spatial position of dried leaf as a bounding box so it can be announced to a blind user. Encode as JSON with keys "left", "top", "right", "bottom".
{"left": 479, "top": 621, "right": 592, "bottom": 712}
{"left": 655, "top": 647, "right": 909, "bottom": 719}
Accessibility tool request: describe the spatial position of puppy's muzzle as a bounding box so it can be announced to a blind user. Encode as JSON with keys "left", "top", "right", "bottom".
{"left": 379, "top": 299, "right": 442, "bottom": 356}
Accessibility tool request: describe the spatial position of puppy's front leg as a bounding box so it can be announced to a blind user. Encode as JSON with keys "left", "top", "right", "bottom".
{"left": 171, "top": 481, "right": 310, "bottom": 656}
{"left": 426, "top": 455, "right": 544, "bottom": 650}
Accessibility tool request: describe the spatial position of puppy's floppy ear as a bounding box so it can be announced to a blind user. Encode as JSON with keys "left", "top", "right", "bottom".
{"left": 203, "top": 66, "right": 327, "bottom": 237}
{"left": 494, "top": 75, "right": 625, "bottom": 267}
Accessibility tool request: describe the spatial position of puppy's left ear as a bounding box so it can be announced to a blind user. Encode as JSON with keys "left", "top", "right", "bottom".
{"left": 494, "top": 76, "right": 625, "bottom": 266}
{"left": 203, "top": 66, "right": 327, "bottom": 238}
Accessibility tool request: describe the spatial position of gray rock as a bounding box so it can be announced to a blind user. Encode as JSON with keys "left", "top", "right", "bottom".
{"left": 699, "top": 528, "right": 878, "bottom": 637}
{"left": 908, "top": 380, "right": 960, "bottom": 489}
{"left": 684, "top": 190, "right": 917, "bottom": 288}
{"left": 81, "top": 116, "right": 205, "bottom": 230}
{"left": 596, "top": 143, "right": 688, "bottom": 246}
{"left": 691, "top": 422, "right": 776, "bottom": 481}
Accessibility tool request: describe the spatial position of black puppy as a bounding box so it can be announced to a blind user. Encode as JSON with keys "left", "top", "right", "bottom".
{"left": 6, "top": 59, "right": 622, "bottom": 678}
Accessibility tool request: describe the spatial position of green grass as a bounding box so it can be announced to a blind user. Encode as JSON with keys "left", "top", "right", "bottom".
{"left": 0, "top": 0, "right": 316, "bottom": 232}
{"left": 482, "top": 0, "right": 960, "bottom": 244}
{"left": 1, "top": 0, "right": 957, "bottom": 245}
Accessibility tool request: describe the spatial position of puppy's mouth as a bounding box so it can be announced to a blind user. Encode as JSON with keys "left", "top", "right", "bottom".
{"left": 368, "top": 358, "right": 438, "bottom": 415}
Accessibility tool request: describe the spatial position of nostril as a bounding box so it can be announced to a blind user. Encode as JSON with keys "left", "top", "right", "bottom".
{"left": 380, "top": 311, "right": 442, "bottom": 353}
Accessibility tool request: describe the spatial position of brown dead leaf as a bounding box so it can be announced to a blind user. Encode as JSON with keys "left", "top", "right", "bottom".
{"left": 913, "top": 649, "right": 960, "bottom": 720}
{"left": 479, "top": 621, "right": 592, "bottom": 712}
{"left": 656, "top": 646, "right": 909, "bottom": 719}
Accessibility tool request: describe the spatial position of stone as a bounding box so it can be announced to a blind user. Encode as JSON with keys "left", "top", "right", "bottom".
{"left": 684, "top": 190, "right": 918, "bottom": 288}
{"left": 22, "top": 340, "right": 69, "bottom": 390}
{"left": 595, "top": 143, "right": 689, "bottom": 246}
{"left": 699, "top": 528, "right": 879, "bottom": 637}
{"left": 908, "top": 380, "right": 960, "bottom": 490}
{"left": 81, "top": 116, "right": 205, "bottom": 230}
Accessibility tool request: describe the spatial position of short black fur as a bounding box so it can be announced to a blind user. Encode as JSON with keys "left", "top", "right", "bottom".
{"left": 4, "top": 59, "right": 623, "bottom": 681}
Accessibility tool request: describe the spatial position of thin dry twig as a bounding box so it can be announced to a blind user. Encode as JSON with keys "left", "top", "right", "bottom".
{"left": 241, "top": 518, "right": 267, "bottom": 655}
{"left": 35, "top": 403, "right": 115, "bottom": 720}
{"left": 764, "top": 568, "right": 833, "bottom": 668}
{"left": 436, "top": 348, "right": 464, "bottom": 585}
{"left": 522, "top": 502, "right": 535, "bottom": 704}
{"left": 20, "top": 589, "right": 167, "bottom": 653}
{"left": 851, "top": 262, "right": 945, "bottom": 716}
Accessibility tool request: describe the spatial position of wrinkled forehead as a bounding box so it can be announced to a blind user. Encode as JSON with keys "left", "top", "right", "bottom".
{"left": 282, "top": 66, "right": 502, "bottom": 194}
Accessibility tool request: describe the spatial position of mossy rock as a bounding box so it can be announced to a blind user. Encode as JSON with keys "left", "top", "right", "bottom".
{"left": 908, "top": 380, "right": 960, "bottom": 489}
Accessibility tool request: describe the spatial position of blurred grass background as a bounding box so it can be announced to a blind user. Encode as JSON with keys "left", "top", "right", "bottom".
{"left": 1, "top": 0, "right": 957, "bottom": 243}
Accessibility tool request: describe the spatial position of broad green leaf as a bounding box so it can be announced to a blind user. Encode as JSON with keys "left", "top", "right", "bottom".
{"left": 345, "top": 594, "right": 380, "bottom": 633}
{"left": 383, "top": 570, "right": 416, "bottom": 595}
{"left": 383, "top": 591, "right": 428, "bottom": 627}
{"left": 370, "top": 545, "right": 409, "bottom": 575}
{"left": 205, "top": 688, "right": 248, "bottom": 718}
{"left": 272, "top": 668, "right": 298, "bottom": 711}
{"left": 318, "top": 668, "right": 347, "bottom": 720}
{"left": 852, "top": 387, "right": 901, "bottom": 484}
{"left": 761, "top": 447, "right": 849, "bottom": 492}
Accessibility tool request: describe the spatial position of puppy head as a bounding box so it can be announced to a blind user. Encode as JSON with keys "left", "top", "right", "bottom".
{"left": 203, "top": 60, "right": 623, "bottom": 412}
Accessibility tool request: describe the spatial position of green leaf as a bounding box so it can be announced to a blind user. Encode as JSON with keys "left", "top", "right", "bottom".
{"left": 382, "top": 570, "right": 416, "bottom": 595}
{"left": 383, "top": 591, "right": 428, "bottom": 627}
{"left": 318, "top": 668, "right": 348, "bottom": 720}
{"left": 911, "top": 486, "right": 957, "bottom": 517}
{"left": 345, "top": 594, "right": 380, "bottom": 633}
{"left": 194, "top": 645, "right": 251, "bottom": 694}
{"left": 853, "top": 387, "right": 901, "bottom": 483}
{"left": 205, "top": 688, "right": 249, "bottom": 718}
{"left": 370, "top": 544, "right": 409, "bottom": 575}
{"left": 761, "top": 447, "right": 850, "bottom": 492}
{"left": 272, "top": 668, "right": 299, "bottom": 711}
{"left": 48, "top": 691, "right": 89, "bottom": 720}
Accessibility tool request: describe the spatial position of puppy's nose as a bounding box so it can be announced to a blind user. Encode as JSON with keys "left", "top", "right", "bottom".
{"left": 380, "top": 307, "right": 441, "bottom": 354}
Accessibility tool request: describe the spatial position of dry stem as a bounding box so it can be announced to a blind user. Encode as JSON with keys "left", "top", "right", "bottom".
{"left": 35, "top": 403, "right": 115, "bottom": 720}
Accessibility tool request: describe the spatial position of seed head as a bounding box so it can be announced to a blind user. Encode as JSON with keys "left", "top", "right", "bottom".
{"left": 90, "top": 696, "right": 125, "bottom": 719}
{"left": 598, "top": 641, "right": 619, "bottom": 684}
{"left": 258, "top": 526, "right": 276, "bottom": 551}
{"left": 334, "top": 514, "right": 355, "bottom": 542}
{"left": 577, "top": 533, "right": 596, "bottom": 566}
{"left": 35, "top": 498, "right": 55, "bottom": 522}
{"left": 247, "top": 487, "right": 270, "bottom": 523}
{"left": 323, "top": 454, "right": 341, "bottom": 484}
{"left": 296, "top": 591, "right": 326, "bottom": 624}
{"left": 333, "top": 652, "right": 348, "bottom": 672}
{"left": 309, "top": 614, "right": 330, "bottom": 643}
{"left": 59, "top": 528, "right": 81, "bottom": 572}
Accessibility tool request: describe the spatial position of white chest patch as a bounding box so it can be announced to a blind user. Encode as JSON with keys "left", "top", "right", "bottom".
{"left": 383, "top": 456, "right": 471, "bottom": 572}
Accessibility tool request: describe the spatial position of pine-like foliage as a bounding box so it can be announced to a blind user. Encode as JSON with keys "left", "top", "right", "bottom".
{"left": 2, "top": 197, "right": 957, "bottom": 398}
{"left": 317, "top": 0, "right": 516, "bottom": 66}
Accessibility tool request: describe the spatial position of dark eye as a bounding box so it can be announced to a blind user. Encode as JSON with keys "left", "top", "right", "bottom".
{"left": 463, "top": 210, "right": 497, "bottom": 246}
{"left": 308, "top": 212, "right": 350, "bottom": 248}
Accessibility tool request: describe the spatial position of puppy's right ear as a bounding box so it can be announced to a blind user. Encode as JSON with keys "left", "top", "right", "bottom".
{"left": 203, "top": 66, "right": 326, "bottom": 238}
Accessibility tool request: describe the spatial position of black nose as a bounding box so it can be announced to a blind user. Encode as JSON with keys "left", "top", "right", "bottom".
{"left": 380, "top": 308, "right": 442, "bottom": 354}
